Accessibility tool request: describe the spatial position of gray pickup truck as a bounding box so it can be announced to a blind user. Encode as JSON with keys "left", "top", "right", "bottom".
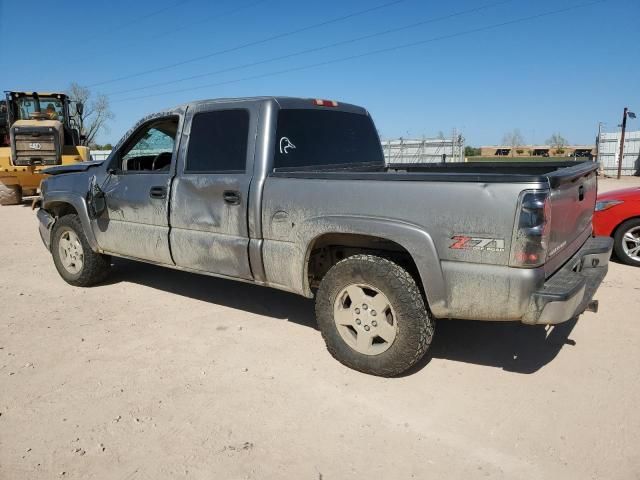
{"left": 37, "top": 96, "right": 612, "bottom": 376}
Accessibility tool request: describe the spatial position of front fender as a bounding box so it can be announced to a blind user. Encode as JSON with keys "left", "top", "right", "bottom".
{"left": 298, "top": 215, "right": 447, "bottom": 317}
{"left": 42, "top": 191, "right": 99, "bottom": 252}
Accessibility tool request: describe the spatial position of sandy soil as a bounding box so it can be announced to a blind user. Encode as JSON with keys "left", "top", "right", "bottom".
{"left": 1, "top": 177, "right": 639, "bottom": 479}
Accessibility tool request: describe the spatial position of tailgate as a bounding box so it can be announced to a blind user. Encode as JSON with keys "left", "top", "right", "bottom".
{"left": 544, "top": 163, "right": 598, "bottom": 276}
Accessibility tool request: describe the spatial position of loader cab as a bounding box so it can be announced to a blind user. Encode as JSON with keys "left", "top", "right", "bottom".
{"left": 4, "top": 91, "right": 81, "bottom": 142}
{"left": 4, "top": 91, "right": 82, "bottom": 166}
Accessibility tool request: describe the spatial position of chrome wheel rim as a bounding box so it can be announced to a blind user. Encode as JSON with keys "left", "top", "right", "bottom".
{"left": 58, "top": 229, "right": 84, "bottom": 274}
{"left": 333, "top": 283, "right": 397, "bottom": 355}
{"left": 622, "top": 226, "right": 640, "bottom": 262}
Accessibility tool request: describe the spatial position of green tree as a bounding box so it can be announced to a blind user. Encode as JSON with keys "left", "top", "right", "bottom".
{"left": 464, "top": 146, "right": 481, "bottom": 157}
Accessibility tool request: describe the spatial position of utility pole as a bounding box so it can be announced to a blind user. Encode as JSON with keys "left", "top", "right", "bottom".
{"left": 596, "top": 122, "right": 603, "bottom": 162}
{"left": 595, "top": 121, "right": 605, "bottom": 165}
{"left": 615, "top": 108, "right": 637, "bottom": 178}
{"left": 617, "top": 108, "right": 628, "bottom": 179}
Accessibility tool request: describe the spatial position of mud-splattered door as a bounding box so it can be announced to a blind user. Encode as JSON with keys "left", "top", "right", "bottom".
{"left": 169, "top": 106, "right": 257, "bottom": 280}
{"left": 93, "top": 117, "right": 180, "bottom": 265}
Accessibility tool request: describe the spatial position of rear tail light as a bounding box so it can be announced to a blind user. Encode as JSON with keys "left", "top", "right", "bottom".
{"left": 510, "top": 190, "right": 551, "bottom": 267}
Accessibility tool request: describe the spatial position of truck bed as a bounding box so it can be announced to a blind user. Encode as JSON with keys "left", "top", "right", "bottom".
{"left": 272, "top": 161, "right": 597, "bottom": 187}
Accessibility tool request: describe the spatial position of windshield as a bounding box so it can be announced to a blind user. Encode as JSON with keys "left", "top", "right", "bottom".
{"left": 15, "top": 96, "right": 65, "bottom": 121}
{"left": 273, "top": 109, "right": 384, "bottom": 170}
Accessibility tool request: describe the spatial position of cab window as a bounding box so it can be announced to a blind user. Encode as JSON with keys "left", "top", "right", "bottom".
{"left": 185, "top": 109, "right": 249, "bottom": 173}
{"left": 119, "top": 117, "right": 179, "bottom": 172}
{"left": 16, "top": 97, "right": 64, "bottom": 121}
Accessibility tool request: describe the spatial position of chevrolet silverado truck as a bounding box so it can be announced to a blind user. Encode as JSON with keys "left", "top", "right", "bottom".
{"left": 36, "top": 97, "right": 612, "bottom": 376}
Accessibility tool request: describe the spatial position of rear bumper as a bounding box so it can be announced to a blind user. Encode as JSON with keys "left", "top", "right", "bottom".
{"left": 522, "top": 236, "right": 613, "bottom": 325}
{"left": 37, "top": 208, "right": 55, "bottom": 251}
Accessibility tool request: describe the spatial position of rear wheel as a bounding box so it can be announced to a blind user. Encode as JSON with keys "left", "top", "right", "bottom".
{"left": 315, "top": 254, "right": 434, "bottom": 377}
{"left": 0, "top": 183, "right": 22, "bottom": 205}
{"left": 51, "top": 214, "right": 111, "bottom": 286}
{"left": 613, "top": 218, "right": 640, "bottom": 267}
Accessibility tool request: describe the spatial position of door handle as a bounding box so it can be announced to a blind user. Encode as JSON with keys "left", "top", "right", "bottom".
{"left": 578, "top": 185, "right": 585, "bottom": 201}
{"left": 223, "top": 190, "right": 241, "bottom": 205}
{"left": 150, "top": 186, "right": 167, "bottom": 199}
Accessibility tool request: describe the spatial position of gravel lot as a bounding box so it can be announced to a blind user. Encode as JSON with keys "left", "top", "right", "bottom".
{"left": 1, "top": 177, "right": 639, "bottom": 479}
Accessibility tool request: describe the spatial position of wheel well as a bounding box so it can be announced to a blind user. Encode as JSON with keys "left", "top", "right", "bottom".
{"left": 47, "top": 202, "right": 78, "bottom": 218}
{"left": 612, "top": 215, "right": 640, "bottom": 238}
{"left": 306, "top": 233, "right": 422, "bottom": 291}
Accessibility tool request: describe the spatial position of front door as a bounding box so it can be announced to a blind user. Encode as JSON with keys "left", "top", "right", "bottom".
{"left": 169, "top": 104, "right": 256, "bottom": 279}
{"left": 93, "top": 115, "right": 180, "bottom": 264}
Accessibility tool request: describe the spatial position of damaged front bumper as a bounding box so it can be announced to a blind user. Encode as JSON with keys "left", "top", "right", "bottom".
{"left": 37, "top": 208, "right": 55, "bottom": 251}
{"left": 523, "top": 236, "right": 613, "bottom": 325}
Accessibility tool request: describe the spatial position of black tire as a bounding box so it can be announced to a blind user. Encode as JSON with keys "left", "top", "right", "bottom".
{"left": 613, "top": 218, "right": 640, "bottom": 267}
{"left": 0, "top": 183, "right": 22, "bottom": 205}
{"left": 51, "top": 214, "right": 111, "bottom": 286}
{"left": 315, "top": 254, "right": 434, "bottom": 377}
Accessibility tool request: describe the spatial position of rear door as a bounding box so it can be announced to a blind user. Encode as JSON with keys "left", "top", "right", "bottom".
{"left": 169, "top": 103, "right": 258, "bottom": 280}
{"left": 545, "top": 165, "right": 598, "bottom": 274}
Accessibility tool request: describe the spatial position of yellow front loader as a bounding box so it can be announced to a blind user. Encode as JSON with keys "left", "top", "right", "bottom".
{"left": 0, "top": 91, "right": 90, "bottom": 205}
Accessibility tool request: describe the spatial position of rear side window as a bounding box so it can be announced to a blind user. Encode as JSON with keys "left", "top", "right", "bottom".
{"left": 273, "top": 109, "right": 383, "bottom": 170}
{"left": 185, "top": 109, "right": 249, "bottom": 172}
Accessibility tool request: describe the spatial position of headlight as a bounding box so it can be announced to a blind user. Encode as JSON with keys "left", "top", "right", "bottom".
{"left": 595, "top": 199, "right": 624, "bottom": 212}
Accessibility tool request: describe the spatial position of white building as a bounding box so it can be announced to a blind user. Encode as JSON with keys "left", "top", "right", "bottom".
{"left": 382, "top": 136, "right": 465, "bottom": 164}
{"left": 597, "top": 130, "right": 640, "bottom": 176}
{"left": 90, "top": 150, "right": 112, "bottom": 161}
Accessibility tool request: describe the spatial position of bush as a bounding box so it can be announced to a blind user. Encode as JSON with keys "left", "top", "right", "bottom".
{"left": 464, "top": 146, "right": 481, "bottom": 157}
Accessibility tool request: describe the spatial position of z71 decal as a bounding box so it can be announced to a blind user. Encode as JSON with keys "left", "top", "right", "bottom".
{"left": 450, "top": 235, "right": 505, "bottom": 252}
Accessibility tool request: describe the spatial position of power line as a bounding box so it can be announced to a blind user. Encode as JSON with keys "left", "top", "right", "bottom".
{"left": 89, "top": 0, "right": 272, "bottom": 61}
{"left": 84, "top": 0, "right": 192, "bottom": 41}
{"left": 145, "top": 0, "right": 271, "bottom": 42}
{"left": 106, "top": 0, "right": 512, "bottom": 97}
{"left": 113, "top": 0, "right": 607, "bottom": 104}
{"left": 87, "top": 0, "right": 410, "bottom": 88}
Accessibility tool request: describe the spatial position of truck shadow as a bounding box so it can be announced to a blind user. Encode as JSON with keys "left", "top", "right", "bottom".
{"left": 106, "top": 258, "right": 318, "bottom": 329}
{"left": 108, "top": 258, "right": 577, "bottom": 375}
{"left": 408, "top": 317, "right": 578, "bottom": 376}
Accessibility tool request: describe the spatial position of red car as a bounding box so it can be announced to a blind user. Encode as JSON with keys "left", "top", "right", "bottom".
{"left": 593, "top": 186, "right": 640, "bottom": 266}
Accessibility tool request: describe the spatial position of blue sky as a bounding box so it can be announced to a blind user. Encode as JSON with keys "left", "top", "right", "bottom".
{"left": 1, "top": 0, "right": 638, "bottom": 146}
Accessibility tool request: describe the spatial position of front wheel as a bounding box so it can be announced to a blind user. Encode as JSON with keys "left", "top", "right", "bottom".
{"left": 315, "top": 254, "right": 434, "bottom": 377}
{"left": 613, "top": 218, "right": 640, "bottom": 267}
{"left": 51, "top": 214, "right": 111, "bottom": 286}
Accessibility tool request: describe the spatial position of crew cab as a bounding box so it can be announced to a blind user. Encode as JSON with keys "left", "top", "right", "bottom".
{"left": 36, "top": 97, "right": 612, "bottom": 376}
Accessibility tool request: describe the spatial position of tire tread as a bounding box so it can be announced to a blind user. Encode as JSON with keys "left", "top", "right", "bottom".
{"left": 315, "top": 254, "right": 434, "bottom": 377}
{"left": 0, "top": 184, "right": 22, "bottom": 206}
{"left": 613, "top": 218, "right": 640, "bottom": 266}
{"left": 51, "top": 214, "right": 111, "bottom": 286}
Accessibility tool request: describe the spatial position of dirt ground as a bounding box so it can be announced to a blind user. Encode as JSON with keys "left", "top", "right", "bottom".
{"left": 1, "top": 177, "right": 639, "bottom": 479}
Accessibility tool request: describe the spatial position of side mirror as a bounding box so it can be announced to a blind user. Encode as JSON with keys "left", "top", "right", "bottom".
{"left": 86, "top": 175, "right": 106, "bottom": 219}
{"left": 76, "top": 102, "right": 84, "bottom": 116}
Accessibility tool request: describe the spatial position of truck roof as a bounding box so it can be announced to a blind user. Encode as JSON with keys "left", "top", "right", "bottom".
{"left": 169, "top": 96, "right": 369, "bottom": 116}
